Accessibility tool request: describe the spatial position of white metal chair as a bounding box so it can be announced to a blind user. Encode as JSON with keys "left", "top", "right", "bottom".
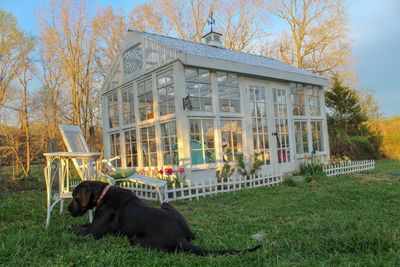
{"left": 44, "top": 151, "right": 101, "bottom": 227}
{"left": 58, "top": 125, "right": 168, "bottom": 202}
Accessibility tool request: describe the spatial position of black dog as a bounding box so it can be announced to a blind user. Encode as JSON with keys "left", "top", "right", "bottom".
{"left": 68, "top": 181, "right": 261, "bottom": 256}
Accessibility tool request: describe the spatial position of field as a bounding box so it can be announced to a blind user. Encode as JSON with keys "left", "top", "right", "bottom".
{"left": 1, "top": 160, "right": 400, "bottom": 266}
{"left": 378, "top": 116, "right": 400, "bottom": 159}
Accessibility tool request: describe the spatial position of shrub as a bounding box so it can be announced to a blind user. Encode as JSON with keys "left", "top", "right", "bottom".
{"left": 350, "top": 135, "right": 381, "bottom": 159}
{"left": 299, "top": 154, "right": 325, "bottom": 177}
{"left": 236, "top": 153, "right": 263, "bottom": 177}
{"left": 329, "top": 134, "right": 381, "bottom": 160}
{"left": 298, "top": 154, "right": 326, "bottom": 181}
{"left": 215, "top": 162, "right": 235, "bottom": 182}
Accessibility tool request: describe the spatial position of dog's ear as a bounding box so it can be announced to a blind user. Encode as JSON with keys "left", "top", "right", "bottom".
{"left": 76, "top": 186, "right": 92, "bottom": 207}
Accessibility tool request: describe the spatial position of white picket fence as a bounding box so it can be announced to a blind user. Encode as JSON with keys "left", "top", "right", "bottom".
{"left": 323, "top": 160, "right": 375, "bottom": 177}
{"left": 66, "top": 160, "right": 375, "bottom": 202}
{"left": 118, "top": 173, "right": 283, "bottom": 202}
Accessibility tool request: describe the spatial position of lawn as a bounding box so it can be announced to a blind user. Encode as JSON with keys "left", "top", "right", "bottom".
{"left": 1, "top": 160, "right": 400, "bottom": 266}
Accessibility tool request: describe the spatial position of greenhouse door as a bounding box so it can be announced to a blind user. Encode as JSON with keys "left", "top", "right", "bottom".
{"left": 244, "top": 80, "right": 292, "bottom": 175}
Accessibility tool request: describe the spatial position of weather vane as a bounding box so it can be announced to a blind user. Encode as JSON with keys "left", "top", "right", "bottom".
{"left": 207, "top": 12, "right": 216, "bottom": 32}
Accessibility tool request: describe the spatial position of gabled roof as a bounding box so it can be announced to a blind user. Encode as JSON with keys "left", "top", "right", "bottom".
{"left": 130, "top": 29, "right": 326, "bottom": 82}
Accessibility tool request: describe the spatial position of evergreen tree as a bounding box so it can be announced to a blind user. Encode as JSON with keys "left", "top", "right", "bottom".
{"left": 325, "top": 75, "right": 368, "bottom": 136}
{"left": 325, "top": 75, "right": 381, "bottom": 159}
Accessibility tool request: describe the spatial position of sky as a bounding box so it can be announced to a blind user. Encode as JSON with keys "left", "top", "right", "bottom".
{"left": 1, "top": 0, "right": 399, "bottom": 117}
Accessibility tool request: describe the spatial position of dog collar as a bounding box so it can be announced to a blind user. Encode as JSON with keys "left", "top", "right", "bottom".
{"left": 96, "top": 184, "right": 112, "bottom": 207}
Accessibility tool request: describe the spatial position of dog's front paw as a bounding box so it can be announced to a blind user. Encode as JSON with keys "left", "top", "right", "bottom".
{"left": 68, "top": 224, "right": 76, "bottom": 232}
{"left": 68, "top": 225, "right": 82, "bottom": 234}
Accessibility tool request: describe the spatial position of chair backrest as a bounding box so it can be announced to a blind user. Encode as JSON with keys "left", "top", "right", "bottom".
{"left": 59, "top": 125, "right": 90, "bottom": 153}
{"left": 59, "top": 125, "right": 91, "bottom": 179}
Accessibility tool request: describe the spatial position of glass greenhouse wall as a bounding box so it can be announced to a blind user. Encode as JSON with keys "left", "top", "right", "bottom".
{"left": 101, "top": 33, "right": 329, "bottom": 182}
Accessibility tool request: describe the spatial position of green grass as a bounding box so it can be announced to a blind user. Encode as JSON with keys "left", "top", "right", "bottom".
{"left": 0, "top": 164, "right": 46, "bottom": 194}
{"left": 1, "top": 160, "right": 400, "bottom": 266}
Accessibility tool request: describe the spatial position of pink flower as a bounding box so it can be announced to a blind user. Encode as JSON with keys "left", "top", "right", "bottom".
{"left": 165, "top": 167, "right": 173, "bottom": 175}
{"left": 179, "top": 167, "right": 185, "bottom": 174}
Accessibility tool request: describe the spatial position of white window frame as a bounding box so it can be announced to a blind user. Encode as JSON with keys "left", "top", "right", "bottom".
{"left": 160, "top": 120, "right": 179, "bottom": 165}
{"left": 157, "top": 69, "right": 175, "bottom": 117}
{"left": 311, "top": 120, "right": 324, "bottom": 152}
{"left": 220, "top": 119, "right": 244, "bottom": 162}
{"left": 294, "top": 121, "right": 309, "bottom": 155}
{"left": 140, "top": 125, "right": 157, "bottom": 167}
{"left": 121, "top": 84, "right": 135, "bottom": 126}
{"left": 107, "top": 92, "right": 119, "bottom": 129}
{"left": 291, "top": 83, "right": 306, "bottom": 116}
{"left": 109, "top": 132, "right": 121, "bottom": 167}
{"left": 308, "top": 86, "right": 321, "bottom": 117}
{"left": 185, "top": 68, "right": 213, "bottom": 112}
{"left": 217, "top": 72, "right": 241, "bottom": 113}
{"left": 137, "top": 78, "right": 154, "bottom": 121}
{"left": 124, "top": 129, "right": 137, "bottom": 167}
{"left": 189, "top": 118, "right": 216, "bottom": 166}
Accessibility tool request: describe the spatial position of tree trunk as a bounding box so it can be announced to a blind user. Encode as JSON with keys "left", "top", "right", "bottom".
{"left": 23, "top": 84, "right": 31, "bottom": 176}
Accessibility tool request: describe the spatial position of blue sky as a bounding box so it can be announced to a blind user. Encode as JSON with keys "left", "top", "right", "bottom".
{"left": 1, "top": 0, "right": 399, "bottom": 117}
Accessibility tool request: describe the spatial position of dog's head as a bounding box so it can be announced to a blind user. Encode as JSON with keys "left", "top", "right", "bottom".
{"left": 68, "top": 181, "right": 107, "bottom": 217}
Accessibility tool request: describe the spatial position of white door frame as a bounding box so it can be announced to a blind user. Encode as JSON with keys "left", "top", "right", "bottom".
{"left": 242, "top": 78, "right": 293, "bottom": 175}
{"left": 269, "top": 83, "right": 293, "bottom": 174}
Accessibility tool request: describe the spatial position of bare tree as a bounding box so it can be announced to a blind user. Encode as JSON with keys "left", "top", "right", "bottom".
{"left": 38, "top": 33, "right": 66, "bottom": 139}
{"left": 127, "top": 0, "right": 266, "bottom": 52}
{"left": 217, "top": 0, "right": 267, "bottom": 52}
{"left": 39, "top": 0, "right": 99, "bottom": 134}
{"left": 0, "top": 33, "right": 35, "bottom": 176}
{"left": 0, "top": 9, "right": 24, "bottom": 108}
{"left": 128, "top": 3, "right": 165, "bottom": 34}
{"left": 15, "top": 36, "right": 35, "bottom": 176}
{"left": 93, "top": 7, "right": 127, "bottom": 79}
{"left": 129, "top": 0, "right": 216, "bottom": 42}
{"left": 0, "top": 123, "right": 23, "bottom": 177}
{"left": 264, "top": 0, "right": 351, "bottom": 76}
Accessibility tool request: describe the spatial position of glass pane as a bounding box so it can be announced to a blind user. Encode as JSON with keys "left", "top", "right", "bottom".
{"left": 185, "top": 68, "right": 197, "bottom": 82}
{"left": 217, "top": 72, "right": 228, "bottom": 85}
{"left": 187, "top": 83, "right": 200, "bottom": 97}
{"left": 168, "top": 99, "right": 175, "bottom": 113}
{"left": 228, "top": 73, "right": 238, "bottom": 86}
{"left": 198, "top": 69, "right": 210, "bottom": 83}
{"left": 65, "top": 131, "right": 87, "bottom": 152}
{"left": 199, "top": 83, "right": 212, "bottom": 97}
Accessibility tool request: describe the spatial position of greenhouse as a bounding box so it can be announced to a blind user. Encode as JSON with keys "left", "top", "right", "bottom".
{"left": 101, "top": 29, "right": 329, "bottom": 182}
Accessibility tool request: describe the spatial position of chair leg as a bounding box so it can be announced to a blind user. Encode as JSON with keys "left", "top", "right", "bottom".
{"left": 88, "top": 210, "right": 93, "bottom": 223}
{"left": 46, "top": 194, "right": 51, "bottom": 228}
{"left": 162, "top": 185, "right": 168, "bottom": 203}
{"left": 156, "top": 187, "right": 162, "bottom": 203}
{"left": 59, "top": 199, "right": 64, "bottom": 214}
{"left": 156, "top": 186, "right": 168, "bottom": 203}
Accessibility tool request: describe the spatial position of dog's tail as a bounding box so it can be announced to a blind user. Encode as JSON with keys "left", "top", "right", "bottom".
{"left": 177, "top": 237, "right": 261, "bottom": 256}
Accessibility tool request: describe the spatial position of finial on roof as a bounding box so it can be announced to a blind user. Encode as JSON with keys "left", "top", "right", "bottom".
{"left": 207, "top": 12, "right": 216, "bottom": 32}
{"left": 202, "top": 12, "right": 223, "bottom": 48}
